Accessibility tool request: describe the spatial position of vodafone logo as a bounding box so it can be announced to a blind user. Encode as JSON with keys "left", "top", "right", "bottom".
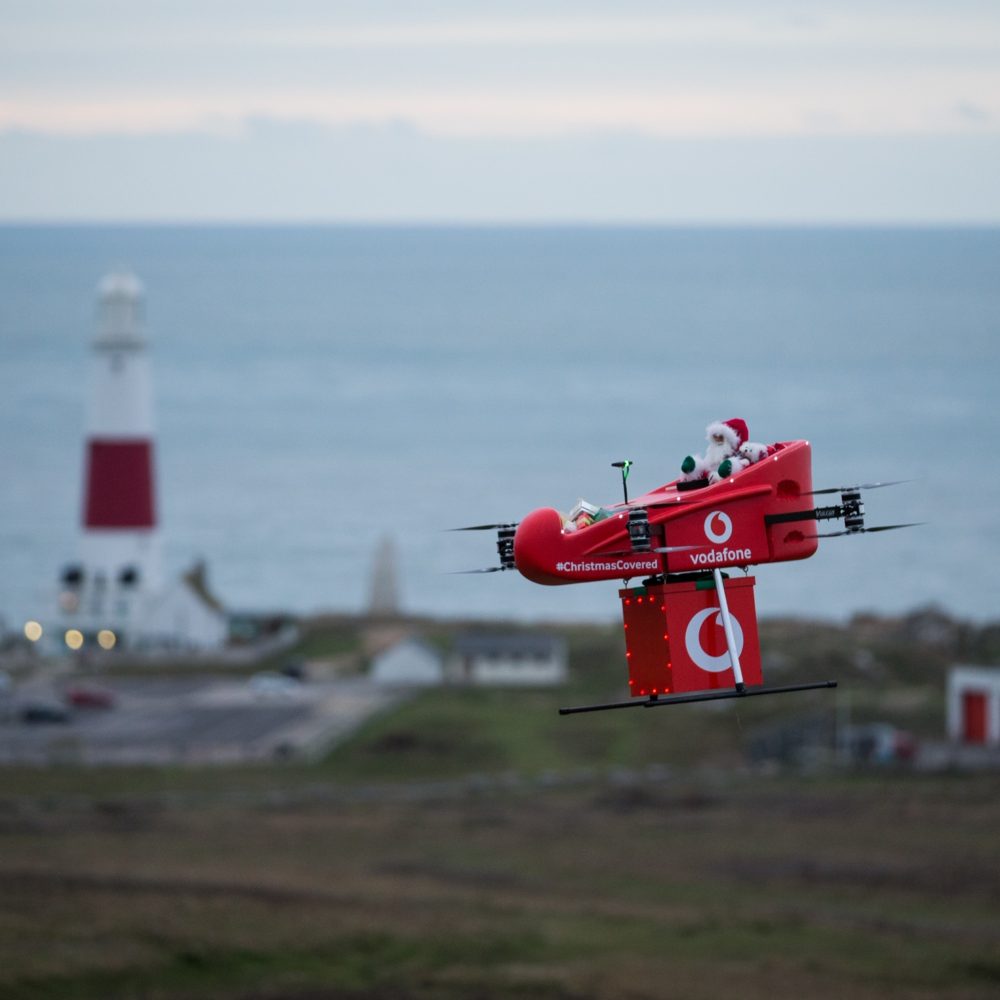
{"left": 704, "top": 510, "right": 733, "bottom": 544}
{"left": 684, "top": 608, "right": 744, "bottom": 673}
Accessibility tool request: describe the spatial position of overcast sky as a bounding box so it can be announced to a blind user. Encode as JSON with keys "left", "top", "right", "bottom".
{"left": 2, "top": 0, "right": 998, "bottom": 222}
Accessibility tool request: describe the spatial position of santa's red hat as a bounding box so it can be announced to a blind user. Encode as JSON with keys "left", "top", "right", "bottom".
{"left": 706, "top": 418, "right": 748, "bottom": 450}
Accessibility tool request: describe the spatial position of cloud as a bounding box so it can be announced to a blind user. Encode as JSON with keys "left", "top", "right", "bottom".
{"left": 1, "top": 119, "right": 997, "bottom": 223}
{"left": 4, "top": 69, "right": 1000, "bottom": 141}
{"left": 1, "top": 3, "right": 998, "bottom": 219}
{"left": 954, "top": 100, "right": 992, "bottom": 124}
{"left": 1, "top": 5, "right": 998, "bottom": 140}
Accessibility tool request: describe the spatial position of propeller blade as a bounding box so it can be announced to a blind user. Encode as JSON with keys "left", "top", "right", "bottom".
{"left": 446, "top": 522, "right": 518, "bottom": 532}
{"left": 447, "top": 567, "right": 510, "bottom": 574}
{"left": 804, "top": 522, "right": 923, "bottom": 539}
{"left": 808, "top": 480, "right": 912, "bottom": 496}
{"left": 629, "top": 500, "right": 681, "bottom": 513}
{"left": 595, "top": 543, "right": 704, "bottom": 557}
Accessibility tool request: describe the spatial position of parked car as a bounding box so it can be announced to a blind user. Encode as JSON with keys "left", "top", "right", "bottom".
{"left": 21, "top": 702, "right": 71, "bottom": 724}
{"left": 280, "top": 659, "right": 307, "bottom": 681}
{"left": 843, "top": 723, "right": 917, "bottom": 764}
{"left": 65, "top": 685, "right": 116, "bottom": 709}
{"left": 248, "top": 671, "right": 301, "bottom": 697}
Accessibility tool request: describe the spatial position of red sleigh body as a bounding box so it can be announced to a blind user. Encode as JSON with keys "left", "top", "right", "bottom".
{"left": 514, "top": 439, "right": 817, "bottom": 586}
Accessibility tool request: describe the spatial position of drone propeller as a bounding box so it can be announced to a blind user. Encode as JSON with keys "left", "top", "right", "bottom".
{"left": 806, "top": 522, "right": 923, "bottom": 539}
{"left": 448, "top": 566, "right": 511, "bottom": 574}
{"left": 596, "top": 543, "right": 702, "bottom": 558}
{"left": 447, "top": 522, "right": 518, "bottom": 532}
{"left": 448, "top": 521, "right": 518, "bottom": 575}
{"left": 808, "top": 480, "right": 911, "bottom": 496}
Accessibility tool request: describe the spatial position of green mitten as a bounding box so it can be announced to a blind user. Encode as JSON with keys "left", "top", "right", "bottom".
{"left": 681, "top": 455, "right": 696, "bottom": 474}
{"left": 717, "top": 458, "right": 733, "bottom": 478}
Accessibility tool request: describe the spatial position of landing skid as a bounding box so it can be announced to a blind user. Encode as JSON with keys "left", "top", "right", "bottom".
{"left": 558, "top": 680, "right": 837, "bottom": 716}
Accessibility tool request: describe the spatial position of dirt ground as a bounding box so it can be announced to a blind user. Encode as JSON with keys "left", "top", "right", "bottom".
{"left": 1, "top": 771, "right": 999, "bottom": 999}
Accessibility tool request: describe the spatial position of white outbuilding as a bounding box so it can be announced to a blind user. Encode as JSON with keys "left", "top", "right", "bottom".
{"left": 448, "top": 632, "right": 568, "bottom": 687}
{"left": 371, "top": 638, "right": 444, "bottom": 686}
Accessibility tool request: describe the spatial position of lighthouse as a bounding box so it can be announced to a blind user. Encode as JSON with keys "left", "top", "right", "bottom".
{"left": 54, "top": 271, "right": 226, "bottom": 652}
{"left": 57, "top": 271, "right": 161, "bottom": 644}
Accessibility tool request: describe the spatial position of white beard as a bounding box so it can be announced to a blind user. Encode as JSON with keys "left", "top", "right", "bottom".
{"left": 705, "top": 438, "right": 734, "bottom": 467}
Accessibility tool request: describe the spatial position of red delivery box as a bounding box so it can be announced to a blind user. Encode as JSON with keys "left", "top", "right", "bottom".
{"left": 620, "top": 576, "right": 762, "bottom": 697}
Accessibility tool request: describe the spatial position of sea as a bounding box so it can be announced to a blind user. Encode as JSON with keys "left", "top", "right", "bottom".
{"left": 1, "top": 225, "right": 998, "bottom": 629}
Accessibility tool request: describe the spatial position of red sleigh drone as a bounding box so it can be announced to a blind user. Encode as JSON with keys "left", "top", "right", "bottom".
{"left": 453, "top": 422, "right": 914, "bottom": 716}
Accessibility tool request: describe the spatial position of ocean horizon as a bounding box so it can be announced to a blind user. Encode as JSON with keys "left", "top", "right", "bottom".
{"left": 2, "top": 224, "right": 998, "bottom": 629}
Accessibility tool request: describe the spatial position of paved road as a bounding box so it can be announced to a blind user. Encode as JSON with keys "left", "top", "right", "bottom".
{"left": 0, "top": 676, "right": 407, "bottom": 765}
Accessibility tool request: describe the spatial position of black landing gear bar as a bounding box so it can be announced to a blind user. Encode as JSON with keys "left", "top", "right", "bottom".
{"left": 559, "top": 680, "right": 837, "bottom": 715}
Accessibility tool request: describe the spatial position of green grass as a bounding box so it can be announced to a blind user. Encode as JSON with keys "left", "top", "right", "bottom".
{"left": 283, "top": 618, "right": 364, "bottom": 662}
{"left": 320, "top": 686, "right": 610, "bottom": 781}
{"left": 4, "top": 931, "right": 559, "bottom": 1000}
{"left": 314, "top": 617, "right": 855, "bottom": 783}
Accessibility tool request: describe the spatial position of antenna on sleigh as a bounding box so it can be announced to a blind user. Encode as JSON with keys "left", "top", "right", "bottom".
{"left": 612, "top": 460, "right": 632, "bottom": 505}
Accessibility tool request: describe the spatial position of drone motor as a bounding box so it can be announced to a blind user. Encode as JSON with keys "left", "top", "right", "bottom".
{"left": 627, "top": 507, "right": 651, "bottom": 552}
{"left": 497, "top": 526, "right": 516, "bottom": 570}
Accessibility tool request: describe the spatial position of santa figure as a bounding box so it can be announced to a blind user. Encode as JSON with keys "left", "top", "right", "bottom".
{"left": 681, "top": 418, "right": 769, "bottom": 483}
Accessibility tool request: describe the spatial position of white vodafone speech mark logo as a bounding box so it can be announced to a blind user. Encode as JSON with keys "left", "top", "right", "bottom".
{"left": 704, "top": 510, "right": 733, "bottom": 544}
{"left": 685, "top": 608, "right": 745, "bottom": 673}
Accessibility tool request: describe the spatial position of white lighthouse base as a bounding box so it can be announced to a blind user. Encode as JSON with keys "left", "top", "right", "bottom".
{"left": 55, "top": 561, "right": 228, "bottom": 653}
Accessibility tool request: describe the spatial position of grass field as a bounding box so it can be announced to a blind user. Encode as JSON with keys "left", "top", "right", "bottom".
{"left": 0, "top": 769, "right": 998, "bottom": 999}
{"left": 1, "top": 614, "right": 997, "bottom": 998}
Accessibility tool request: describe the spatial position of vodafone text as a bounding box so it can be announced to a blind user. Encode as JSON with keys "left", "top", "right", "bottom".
{"left": 688, "top": 547, "right": 752, "bottom": 566}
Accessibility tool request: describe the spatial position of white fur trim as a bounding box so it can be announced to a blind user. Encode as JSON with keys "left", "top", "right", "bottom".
{"left": 706, "top": 420, "right": 740, "bottom": 450}
{"left": 739, "top": 441, "right": 769, "bottom": 464}
{"left": 680, "top": 456, "right": 710, "bottom": 481}
{"left": 705, "top": 438, "right": 735, "bottom": 468}
{"left": 708, "top": 454, "right": 748, "bottom": 484}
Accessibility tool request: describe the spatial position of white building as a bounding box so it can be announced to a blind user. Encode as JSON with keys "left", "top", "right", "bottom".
{"left": 448, "top": 632, "right": 568, "bottom": 687}
{"left": 135, "top": 562, "right": 229, "bottom": 652}
{"left": 371, "top": 638, "right": 444, "bottom": 686}
{"left": 947, "top": 666, "right": 1000, "bottom": 747}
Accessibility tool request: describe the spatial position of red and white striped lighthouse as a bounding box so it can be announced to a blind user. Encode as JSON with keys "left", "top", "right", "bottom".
{"left": 58, "top": 271, "right": 162, "bottom": 640}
